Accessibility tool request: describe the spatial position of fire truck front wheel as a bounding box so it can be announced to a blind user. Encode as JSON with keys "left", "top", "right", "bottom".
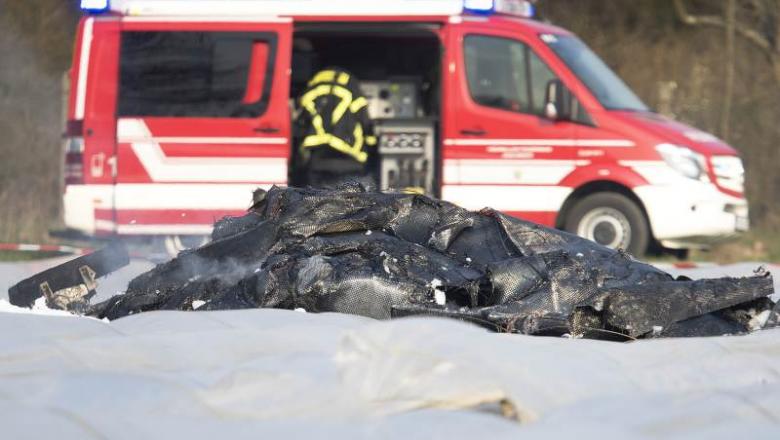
{"left": 564, "top": 192, "right": 650, "bottom": 256}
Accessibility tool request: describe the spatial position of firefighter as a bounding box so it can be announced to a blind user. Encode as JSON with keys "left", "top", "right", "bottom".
{"left": 293, "top": 68, "right": 378, "bottom": 188}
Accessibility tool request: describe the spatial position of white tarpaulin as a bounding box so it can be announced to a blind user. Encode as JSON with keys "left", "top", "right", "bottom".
{"left": 1, "top": 260, "right": 779, "bottom": 438}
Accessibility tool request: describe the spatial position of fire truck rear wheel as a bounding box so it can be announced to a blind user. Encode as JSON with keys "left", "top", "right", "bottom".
{"left": 564, "top": 192, "right": 650, "bottom": 256}
{"left": 163, "top": 235, "right": 209, "bottom": 257}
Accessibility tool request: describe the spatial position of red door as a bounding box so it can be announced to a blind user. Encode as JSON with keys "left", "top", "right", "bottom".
{"left": 443, "top": 22, "right": 580, "bottom": 226}
{"left": 81, "top": 17, "right": 121, "bottom": 235}
{"left": 113, "top": 19, "right": 292, "bottom": 236}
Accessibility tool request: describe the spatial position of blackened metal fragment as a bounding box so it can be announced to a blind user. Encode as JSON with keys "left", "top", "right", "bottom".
{"left": 81, "top": 185, "right": 776, "bottom": 340}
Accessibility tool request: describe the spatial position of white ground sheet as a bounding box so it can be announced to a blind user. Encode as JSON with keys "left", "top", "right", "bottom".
{"left": 1, "top": 259, "right": 779, "bottom": 439}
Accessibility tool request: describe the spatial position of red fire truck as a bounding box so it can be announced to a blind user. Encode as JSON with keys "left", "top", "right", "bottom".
{"left": 64, "top": 0, "right": 748, "bottom": 255}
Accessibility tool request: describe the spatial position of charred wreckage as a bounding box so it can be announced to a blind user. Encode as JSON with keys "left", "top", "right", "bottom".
{"left": 10, "top": 185, "right": 779, "bottom": 340}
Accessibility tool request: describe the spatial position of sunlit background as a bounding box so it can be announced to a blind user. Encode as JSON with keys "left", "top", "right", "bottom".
{"left": 1, "top": 0, "right": 778, "bottom": 261}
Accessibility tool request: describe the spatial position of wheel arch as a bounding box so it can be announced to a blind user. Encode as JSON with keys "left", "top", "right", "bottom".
{"left": 555, "top": 180, "right": 653, "bottom": 241}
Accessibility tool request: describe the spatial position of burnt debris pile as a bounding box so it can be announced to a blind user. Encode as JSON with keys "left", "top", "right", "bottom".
{"left": 90, "top": 184, "right": 778, "bottom": 340}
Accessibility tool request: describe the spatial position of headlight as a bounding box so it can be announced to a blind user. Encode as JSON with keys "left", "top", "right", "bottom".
{"left": 655, "top": 143, "right": 708, "bottom": 181}
{"left": 711, "top": 155, "right": 744, "bottom": 193}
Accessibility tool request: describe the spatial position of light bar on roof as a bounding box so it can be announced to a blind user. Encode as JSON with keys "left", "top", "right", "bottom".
{"left": 464, "top": 0, "right": 535, "bottom": 17}
{"left": 110, "top": 1, "right": 464, "bottom": 17}
{"left": 463, "top": 0, "right": 494, "bottom": 13}
{"left": 81, "top": 0, "right": 110, "bottom": 12}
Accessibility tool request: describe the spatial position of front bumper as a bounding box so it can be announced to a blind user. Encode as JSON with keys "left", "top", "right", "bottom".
{"left": 634, "top": 182, "right": 748, "bottom": 245}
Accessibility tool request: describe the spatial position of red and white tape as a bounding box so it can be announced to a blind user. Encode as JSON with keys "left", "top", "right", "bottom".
{"left": 655, "top": 261, "right": 780, "bottom": 270}
{"left": 661, "top": 262, "right": 718, "bottom": 269}
{"left": 0, "top": 243, "right": 94, "bottom": 255}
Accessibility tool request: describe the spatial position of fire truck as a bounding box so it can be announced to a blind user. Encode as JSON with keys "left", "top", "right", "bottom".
{"left": 64, "top": 0, "right": 748, "bottom": 256}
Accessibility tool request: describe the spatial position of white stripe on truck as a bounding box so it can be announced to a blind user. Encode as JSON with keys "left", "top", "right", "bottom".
{"left": 117, "top": 118, "right": 288, "bottom": 183}
{"left": 443, "top": 139, "right": 635, "bottom": 147}
{"left": 75, "top": 17, "right": 94, "bottom": 120}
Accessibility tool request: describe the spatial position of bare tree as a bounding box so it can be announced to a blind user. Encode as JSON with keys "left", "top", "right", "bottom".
{"left": 674, "top": 0, "right": 780, "bottom": 141}
{"left": 722, "top": 0, "right": 736, "bottom": 141}
{"left": 0, "top": 0, "right": 78, "bottom": 242}
{"left": 673, "top": 0, "right": 780, "bottom": 84}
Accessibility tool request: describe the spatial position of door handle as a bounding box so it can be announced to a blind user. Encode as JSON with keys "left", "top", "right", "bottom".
{"left": 460, "top": 128, "right": 486, "bottom": 136}
{"left": 254, "top": 126, "right": 280, "bottom": 134}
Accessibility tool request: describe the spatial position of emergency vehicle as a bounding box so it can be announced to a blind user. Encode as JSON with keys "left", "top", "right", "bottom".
{"left": 64, "top": 0, "right": 748, "bottom": 256}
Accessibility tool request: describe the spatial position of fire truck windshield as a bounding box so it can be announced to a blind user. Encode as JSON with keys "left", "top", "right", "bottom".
{"left": 542, "top": 34, "right": 648, "bottom": 112}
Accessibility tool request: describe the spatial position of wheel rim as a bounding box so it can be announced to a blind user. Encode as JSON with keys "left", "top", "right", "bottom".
{"left": 576, "top": 207, "right": 632, "bottom": 250}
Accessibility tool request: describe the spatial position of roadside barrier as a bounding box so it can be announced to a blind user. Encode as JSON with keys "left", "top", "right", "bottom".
{"left": 654, "top": 261, "right": 780, "bottom": 269}
{"left": 0, "top": 243, "right": 93, "bottom": 255}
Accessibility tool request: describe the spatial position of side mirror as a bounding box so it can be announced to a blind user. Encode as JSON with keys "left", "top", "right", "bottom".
{"left": 544, "top": 79, "right": 572, "bottom": 121}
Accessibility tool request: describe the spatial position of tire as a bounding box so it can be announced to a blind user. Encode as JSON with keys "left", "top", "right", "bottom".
{"left": 564, "top": 192, "right": 650, "bottom": 256}
{"left": 163, "top": 235, "right": 209, "bottom": 258}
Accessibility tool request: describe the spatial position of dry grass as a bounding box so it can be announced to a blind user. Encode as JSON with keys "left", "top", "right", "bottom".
{"left": 692, "top": 229, "right": 780, "bottom": 263}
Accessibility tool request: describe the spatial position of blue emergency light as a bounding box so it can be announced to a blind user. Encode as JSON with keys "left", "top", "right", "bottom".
{"left": 81, "top": 0, "right": 110, "bottom": 13}
{"left": 464, "top": 0, "right": 536, "bottom": 18}
{"left": 464, "top": 0, "right": 495, "bottom": 13}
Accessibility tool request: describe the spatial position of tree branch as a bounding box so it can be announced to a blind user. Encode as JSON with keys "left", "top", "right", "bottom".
{"left": 673, "top": 0, "right": 722, "bottom": 26}
{"left": 673, "top": 0, "right": 774, "bottom": 54}
{"left": 744, "top": 0, "right": 766, "bottom": 15}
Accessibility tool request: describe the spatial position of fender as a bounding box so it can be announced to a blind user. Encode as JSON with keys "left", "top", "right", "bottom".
{"left": 558, "top": 163, "right": 649, "bottom": 190}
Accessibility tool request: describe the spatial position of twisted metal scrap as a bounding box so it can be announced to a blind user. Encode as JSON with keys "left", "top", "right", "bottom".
{"left": 91, "top": 185, "right": 777, "bottom": 340}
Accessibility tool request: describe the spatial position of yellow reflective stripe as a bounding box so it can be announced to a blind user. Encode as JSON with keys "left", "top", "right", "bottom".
{"left": 301, "top": 133, "right": 367, "bottom": 163}
{"left": 311, "top": 114, "right": 325, "bottom": 136}
{"left": 307, "top": 70, "right": 350, "bottom": 87}
{"left": 307, "top": 70, "right": 336, "bottom": 86}
{"left": 301, "top": 84, "right": 356, "bottom": 125}
{"left": 330, "top": 85, "right": 353, "bottom": 124}
{"left": 352, "top": 123, "right": 364, "bottom": 154}
{"left": 300, "top": 84, "right": 332, "bottom": 113}
{"left": 299, "top": 72, "right": 369, "bottom": 163}
{"left": 349, "top": 96, "right": 368, "bottom": 113}
{"left": 338, "top": 133, "right": 367, "bottom": 162}
{"left": 329, "top": 135, "right": 368, "bottom": 163}
{"left": 302, "top": 134, "right": 330, "bottom": 148}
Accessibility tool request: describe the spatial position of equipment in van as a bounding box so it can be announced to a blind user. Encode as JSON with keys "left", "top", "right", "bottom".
{"left": 295, "top": 68, "right": 378, "bottom": 188}
{"left": 357, "top": 79, "right": 436, "bottom": 193}
{"left": 26, "top": 185, "right": 776, "bottom": 340}
{"left": 375, "top": 120, "right": 435, "bottom": 193}
{"left": 359, "top": 80, "right": 421, "bottom": 119}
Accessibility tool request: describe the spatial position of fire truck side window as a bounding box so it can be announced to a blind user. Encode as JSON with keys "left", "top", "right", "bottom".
{"left": 118, "top": 31, "right": 276, "bottom": 118}
{"left": 528, "top": 49, "right": 557, "bottom": 115}
{"left": 464, "top": 35, "right": 529, "bottom": 113}
{"left": 464, "top": 35, "right": 558, "bottom": 117}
